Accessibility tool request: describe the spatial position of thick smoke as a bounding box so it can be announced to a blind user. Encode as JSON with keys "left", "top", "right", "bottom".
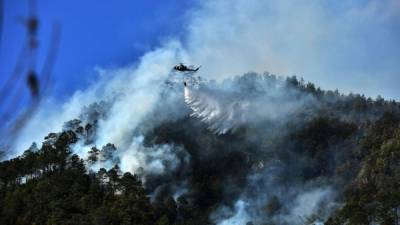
{"left": 13, "top": 40, "right": 187, "bottom": 154}
{"left": 118, "top": 136, "right": 189, "bottom": 178}
{"left": 186, "top": 0, "right": 400, "bottom": 100}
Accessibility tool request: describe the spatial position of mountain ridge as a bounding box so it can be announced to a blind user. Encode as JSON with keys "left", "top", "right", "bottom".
{"left": 1, "top": 72, "right": 399, "bottom": 225}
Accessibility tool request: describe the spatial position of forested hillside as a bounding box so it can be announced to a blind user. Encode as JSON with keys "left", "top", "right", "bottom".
{"left": 1, "top": 73, "right": 399, "bottom": 225}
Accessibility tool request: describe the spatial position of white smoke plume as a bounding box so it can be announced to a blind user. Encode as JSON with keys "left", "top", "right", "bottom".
{"left": 186, "top": 0, "right": 400, "bottom": 100}
{"left": 213, "top": 200, "right": 251, "bottom": 225}
{"left": 118, "top": 135, "right": 189, "bottom": 177}
{"left": 12, "top": 40, "right": 187, "bottom": 155}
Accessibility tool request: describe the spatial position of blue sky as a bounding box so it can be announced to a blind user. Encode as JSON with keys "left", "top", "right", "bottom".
{"left": 1, "top": 0, "right": 195, "bottom": 101}
{"left": 1, "top": 0, "right": 400, "bottom": 112}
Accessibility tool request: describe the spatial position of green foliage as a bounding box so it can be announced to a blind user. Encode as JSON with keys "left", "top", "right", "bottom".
{"left": 327, "top": 113, "right": 400, "bottom": 225}
{"left": 0, "top": 132, "right": 156, "bottom": 225}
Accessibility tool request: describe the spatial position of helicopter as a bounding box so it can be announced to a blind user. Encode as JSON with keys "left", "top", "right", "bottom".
{"left": 173, "top": 63, "right": 201, "bottom": 72}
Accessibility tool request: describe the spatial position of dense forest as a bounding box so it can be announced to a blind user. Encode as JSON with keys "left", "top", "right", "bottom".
{"left": 0, "top": 73, "right": 399, "bottom": 225}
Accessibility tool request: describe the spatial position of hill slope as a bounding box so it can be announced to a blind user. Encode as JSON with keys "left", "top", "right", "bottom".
{"left": 1, "top": 73, "right": 399, "bottom": 225}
